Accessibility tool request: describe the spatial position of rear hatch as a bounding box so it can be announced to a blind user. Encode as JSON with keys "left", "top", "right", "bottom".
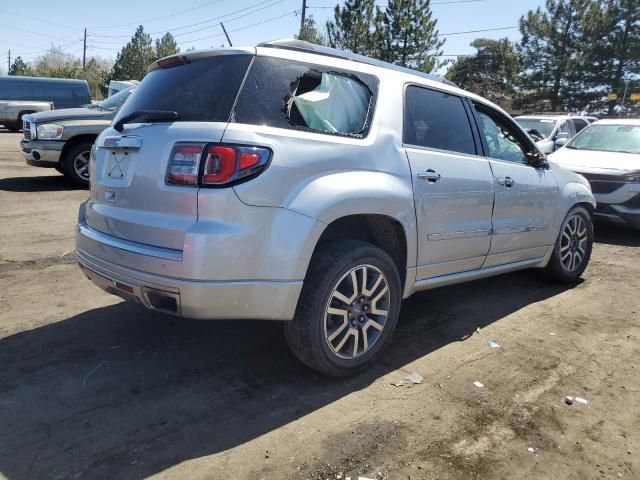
{"left": 86, "top": 51, "right": 253, "bottom": 251}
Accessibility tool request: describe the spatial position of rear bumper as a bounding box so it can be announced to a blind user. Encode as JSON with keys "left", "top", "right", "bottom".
{"left": 20, "top": 139, "right": 63, "bottom": 167}
{"left": 76, "top": 221, "right": 303, "bottom": 320}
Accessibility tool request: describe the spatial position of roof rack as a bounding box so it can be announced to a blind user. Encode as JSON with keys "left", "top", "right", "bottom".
{"left": 258, "top": 39, "right": 458, "bottom": 88}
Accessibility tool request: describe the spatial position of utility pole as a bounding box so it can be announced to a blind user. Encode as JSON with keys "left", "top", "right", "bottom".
{"left": 220, "top": 23, "right": 233, "bottom": 47}
{"left": 300, "top": 0, "right": 307, "bottom": 31}
{"left": 83, "top": 28, "right": 87, "bottom": 70}
{"left": 620, "top": 77, "right": 630, "bottom": 118}
{"left": 7, "top": 49, "right": 10, "bottom": 74}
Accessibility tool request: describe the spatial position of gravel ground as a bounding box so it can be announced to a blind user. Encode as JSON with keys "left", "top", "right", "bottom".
{"left": 0, "top": 129, "right": 638, "bottom": 480}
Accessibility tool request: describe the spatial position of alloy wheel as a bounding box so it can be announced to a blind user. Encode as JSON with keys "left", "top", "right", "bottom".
{"left": 324, "top": 264, "right": 390, "bottom": 359}
{"left": 73, "top": 151, "right": 91, "bottom": 180}
{"left": 560, "top": 213, "right": 588, "bottom": 272}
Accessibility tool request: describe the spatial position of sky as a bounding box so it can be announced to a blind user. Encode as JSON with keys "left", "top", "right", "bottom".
{"left": 0, "top": 0, "right": 546, "bottom": 74}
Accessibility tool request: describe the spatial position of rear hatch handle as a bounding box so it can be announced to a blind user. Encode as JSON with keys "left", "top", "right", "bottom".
{"left": 113, "top": 110, "right": 181, "bottom": 132}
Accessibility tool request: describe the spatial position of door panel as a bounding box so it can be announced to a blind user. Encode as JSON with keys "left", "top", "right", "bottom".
{"left": 471, "top": 103, "right": 559, "bottom": 265}
{"left": 407, "top": 148, "right": 495, "bottom": 279}
{"left": 487, "top": 159, "right": 559, "bottom": 262}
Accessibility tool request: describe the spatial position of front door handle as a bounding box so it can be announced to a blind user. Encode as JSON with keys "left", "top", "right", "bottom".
{"left": 497, "top": 176, "right": 515, "bottom": 188}
{"left": 418, "top": 170, "right": 441, "bottom": 183}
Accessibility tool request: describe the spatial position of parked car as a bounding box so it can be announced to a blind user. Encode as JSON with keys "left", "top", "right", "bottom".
{"left": 514, "top": 114, "right": 596, "bottom": 154}
{"left": 107, "top": 79, "right": 139, "bottom": 97}
{"left": 20, "top": 87, "right": 135, "bottom": 186}
{"left": 549, "top": 119, "right": 640, "bottom": 228}
{"left": 76, "top": 40, "right": 595, "bottom": 376}
{"left": 0, "top": 76, "right": 91, "bottom": 131}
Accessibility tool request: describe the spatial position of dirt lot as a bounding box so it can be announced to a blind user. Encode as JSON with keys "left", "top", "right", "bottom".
{"left": 0, "top": 129, "right": 638, "bottom": 480}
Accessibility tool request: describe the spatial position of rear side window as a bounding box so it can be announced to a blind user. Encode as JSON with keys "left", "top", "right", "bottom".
{"left": 114, "top": 54, "right": 252, "bottom": 124}
{"left": 233, "top": 56, "right": 377, "bottom": 137}
{"left": 404, "top": 86, "right": 476, "bottom": 155}
{"left": 0, "top": 80, "right": 30, "bottom": 100}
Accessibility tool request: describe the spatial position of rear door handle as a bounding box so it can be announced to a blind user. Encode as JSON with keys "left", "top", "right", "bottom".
{"left": 497, "top": 176, "right": 515, "bottom": 188}
{"left": 417, "top": 170, "right": 441, "bottom": 183}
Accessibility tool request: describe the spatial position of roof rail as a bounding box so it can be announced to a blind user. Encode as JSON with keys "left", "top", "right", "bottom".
{"left": 258, "top": 39, "right": 458, "bottom": 88}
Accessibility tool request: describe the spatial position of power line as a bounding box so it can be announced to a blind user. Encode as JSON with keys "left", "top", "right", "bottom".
{"left": 438, "top": 25, "right": 518, "bottom": 36}
{"left": 0, "top": 8, "right": 82, "bottom": 31}
{"left": 308, "top": 0, "right": 485, "bottom": 8}
{"left": 88, "top": 0, "right": 226, "bottom": 29}
{"left": 87, "top": 0, "right": 286, "bottom": 39}
{"left": 178, "top": 10, "right": 297, "bottom": 46}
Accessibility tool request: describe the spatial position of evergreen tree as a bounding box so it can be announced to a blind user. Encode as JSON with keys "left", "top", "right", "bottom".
{"left": 296, "top": 16, "right": 326, "bottom": 45}
{"left": 326, "top": 0, "right": 381, "bottom": 56}
{"left": 445, "top": 38, "right": 520, "bottom": 103}
{"left": 9, "top": 56, "right": 32, "bottom": 76}
{"left": 518, "top": 0, "right": 589, "bottom": 112}
{"left": 378, "top": 0, "right": 445, "bottom": 73}
{"left": 111, "top": 26, "right": 155, "bottom": 81}
{"left": 155, "top": 32, "right": 180, "bottom": 60}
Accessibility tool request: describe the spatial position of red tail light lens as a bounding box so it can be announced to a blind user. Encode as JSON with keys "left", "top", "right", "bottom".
{"left": 201, "top": 145, "right": 270, "bottom": 186}
{"left": 166, "top": 144, "right": 204, "bottom": 186}
{"left": 165, "top": 143, "right": 270, "bottom": 187}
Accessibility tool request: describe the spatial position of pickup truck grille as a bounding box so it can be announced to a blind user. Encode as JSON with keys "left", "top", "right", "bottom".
{"left": 580, "top": 173, "right": 624, "bottom": 194}
{"left": 23, "top": 121, "right": 31, "bottom": 140}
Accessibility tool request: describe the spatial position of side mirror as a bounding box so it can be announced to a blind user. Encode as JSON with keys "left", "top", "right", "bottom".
{"left": 526, "top": 151, "right": 549, "bottom": 169}
{"left": 555, "top": 131, "right": 569, "bottom": 140}
{"left": 555, "top": 137, "right": 569, "bottom": 148}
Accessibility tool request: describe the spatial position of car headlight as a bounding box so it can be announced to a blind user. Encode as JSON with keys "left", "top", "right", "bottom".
{"left": 36, "top": 124, "right": 64, "bottom": 140}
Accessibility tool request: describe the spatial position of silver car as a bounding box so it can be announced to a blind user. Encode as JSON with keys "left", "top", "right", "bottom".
{"left": 76, "top": 40, "right": 596, "bottom": 376}
{"left": 514, "top": 114, "right": 596, "bottom": 154}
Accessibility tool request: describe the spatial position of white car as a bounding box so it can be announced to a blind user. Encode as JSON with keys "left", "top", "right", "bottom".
{"left": 549, "top": 119, "right": 640, "bottom": 228}
{"left": 515, "top": 114, "right": 596, "bottom": 154}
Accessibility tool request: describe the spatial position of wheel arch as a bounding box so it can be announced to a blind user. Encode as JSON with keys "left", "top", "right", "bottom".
{"left": 60, "top": 134, "right": 98, "bottom": 164}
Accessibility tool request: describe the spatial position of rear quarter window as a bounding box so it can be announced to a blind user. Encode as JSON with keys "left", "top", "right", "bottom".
{"left": 233, "top": 56, "right": 378, "bottom": 138}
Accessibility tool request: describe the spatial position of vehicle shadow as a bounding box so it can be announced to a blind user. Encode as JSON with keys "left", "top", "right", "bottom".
{"left": 594, "top": 221, "right": 640, "bottom": 247}
{"left": 0, "top": 271, "right": 573, "bottom": 479}
{"left": 0, "top": 175, "right": 86, "bottom": 192}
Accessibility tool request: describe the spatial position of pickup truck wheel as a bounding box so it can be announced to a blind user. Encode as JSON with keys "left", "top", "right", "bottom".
{"left": 62, "top": 142, "right": 92, "bottom": 188}
{"left": 543, "top": 206, "right": 593, "bottom": 282}
{"left": 285, "top": 240, "right": 401, "bottom": 377}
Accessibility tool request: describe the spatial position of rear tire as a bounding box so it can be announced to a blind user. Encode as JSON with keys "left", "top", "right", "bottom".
{"left": 543, "top": 206, "right": 593, "bottom": 282}
{"left": 62, "top": 141, "right": 92, "bottom": 188}
{"left": 285, "top": 240, "right": 402, "bottom": 377}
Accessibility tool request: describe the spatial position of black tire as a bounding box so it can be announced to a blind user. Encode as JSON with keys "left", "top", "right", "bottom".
{"left": 543, "top": 205, "right": 593, "bottom": 282}
{"left": 55, "top": 164, "right": 65, "bottom": 175}
{"left": 285, "top": 240, "right": 402, "bottom": 377}
{"left": 62, "top": 141, "right": 92, "bottom": 188}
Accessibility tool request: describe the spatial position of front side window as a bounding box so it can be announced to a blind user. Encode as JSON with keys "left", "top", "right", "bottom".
{"left": 514, "top": 118, "right": 555, "bottom": 140}
{"left": 233, "top": 56, "right": 377, "bottom": 137}
{"left": 475, "top": 105, "right": 529, "bottom": 163}
{"left": 403, "top": 86, "right": 476, "bottom": 155}
{"left": 572, "top": 118, "right": 588, "bottom": 133}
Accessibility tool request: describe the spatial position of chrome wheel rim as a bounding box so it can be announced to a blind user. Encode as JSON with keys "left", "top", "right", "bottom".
{"left": 560, "top": 213, "right": 588, "bottom": 272}
{"left": 324, "top": 264, "right": 390, "bottom": 359}
{"left": 73, "top": 151, "right": 91, "bottom": 179}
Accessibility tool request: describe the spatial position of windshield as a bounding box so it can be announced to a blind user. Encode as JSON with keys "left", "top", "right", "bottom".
{"left": 89, "top": 87, "right": 134, "bottom": 111}
{"left": 113, "top": 54, "right": 252, "bottom": 125}
{"left": 515, "top": 118, "right": 556, "bottom": 139}
{"left": 567, "top": 124, "right": 640, "bottom": 154}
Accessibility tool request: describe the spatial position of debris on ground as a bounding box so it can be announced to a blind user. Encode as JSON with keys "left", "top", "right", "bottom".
{"left": 565, "top": 396, "right": 574, "bottom": 405}
{"left": 473, "top": 381, "right": 485, "bottom": 388}
{"left": 575, "top": 396, "right": 588, "bottom": 405}
{"left": 391, "top": 372, "right": 423, "bottom": 388}
{"left": 549, "top": 332, "right": 557, "bottom": 336}
{"left": 488, "top": 340, "right": 501, "bottom": 349}
{"left": 565, "top": 395, "right": 588, "bottom": 405}
{"left": 528, "top": 447, "right": 536, "bottom": 453}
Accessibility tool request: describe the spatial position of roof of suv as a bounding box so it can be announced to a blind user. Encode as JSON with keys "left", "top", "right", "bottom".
{"left": 515, "top": 114, "right": 588, "bottom": 121}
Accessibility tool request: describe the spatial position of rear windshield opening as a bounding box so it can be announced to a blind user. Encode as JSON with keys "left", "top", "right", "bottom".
{"left": 287, "top": 70, "right": 372, "bottom": 135}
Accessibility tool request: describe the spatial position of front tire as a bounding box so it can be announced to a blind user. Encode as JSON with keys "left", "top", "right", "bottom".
{"left": 62, "top": 141, "right": 92, "bottom": 188}
{"left": 285, "top": 240, "right": 402, "bottom": 377}
{"left": 543, "top": 206, "right": 593, "bottom": 282}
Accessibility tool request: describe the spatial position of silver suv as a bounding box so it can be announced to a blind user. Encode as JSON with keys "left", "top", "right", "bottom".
{"left": 76, "top": 40, "right": 596, "bottom": 376}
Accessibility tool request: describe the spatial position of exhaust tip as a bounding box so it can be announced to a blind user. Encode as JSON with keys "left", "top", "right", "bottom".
{"left": 143, "top": 287, "right": 180, "bottom": 315}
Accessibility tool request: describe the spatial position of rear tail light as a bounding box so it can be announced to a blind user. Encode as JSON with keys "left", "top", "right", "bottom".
{"left": 166, "top": 144, "right": 203, "bottom": 186}
{"left": 166, "top": 143, "right": 270, "bottom": 187}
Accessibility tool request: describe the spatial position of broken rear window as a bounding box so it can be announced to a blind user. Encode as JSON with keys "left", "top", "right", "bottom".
{"left": 233, "top": 56, "right": 377, "bottom": 137}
